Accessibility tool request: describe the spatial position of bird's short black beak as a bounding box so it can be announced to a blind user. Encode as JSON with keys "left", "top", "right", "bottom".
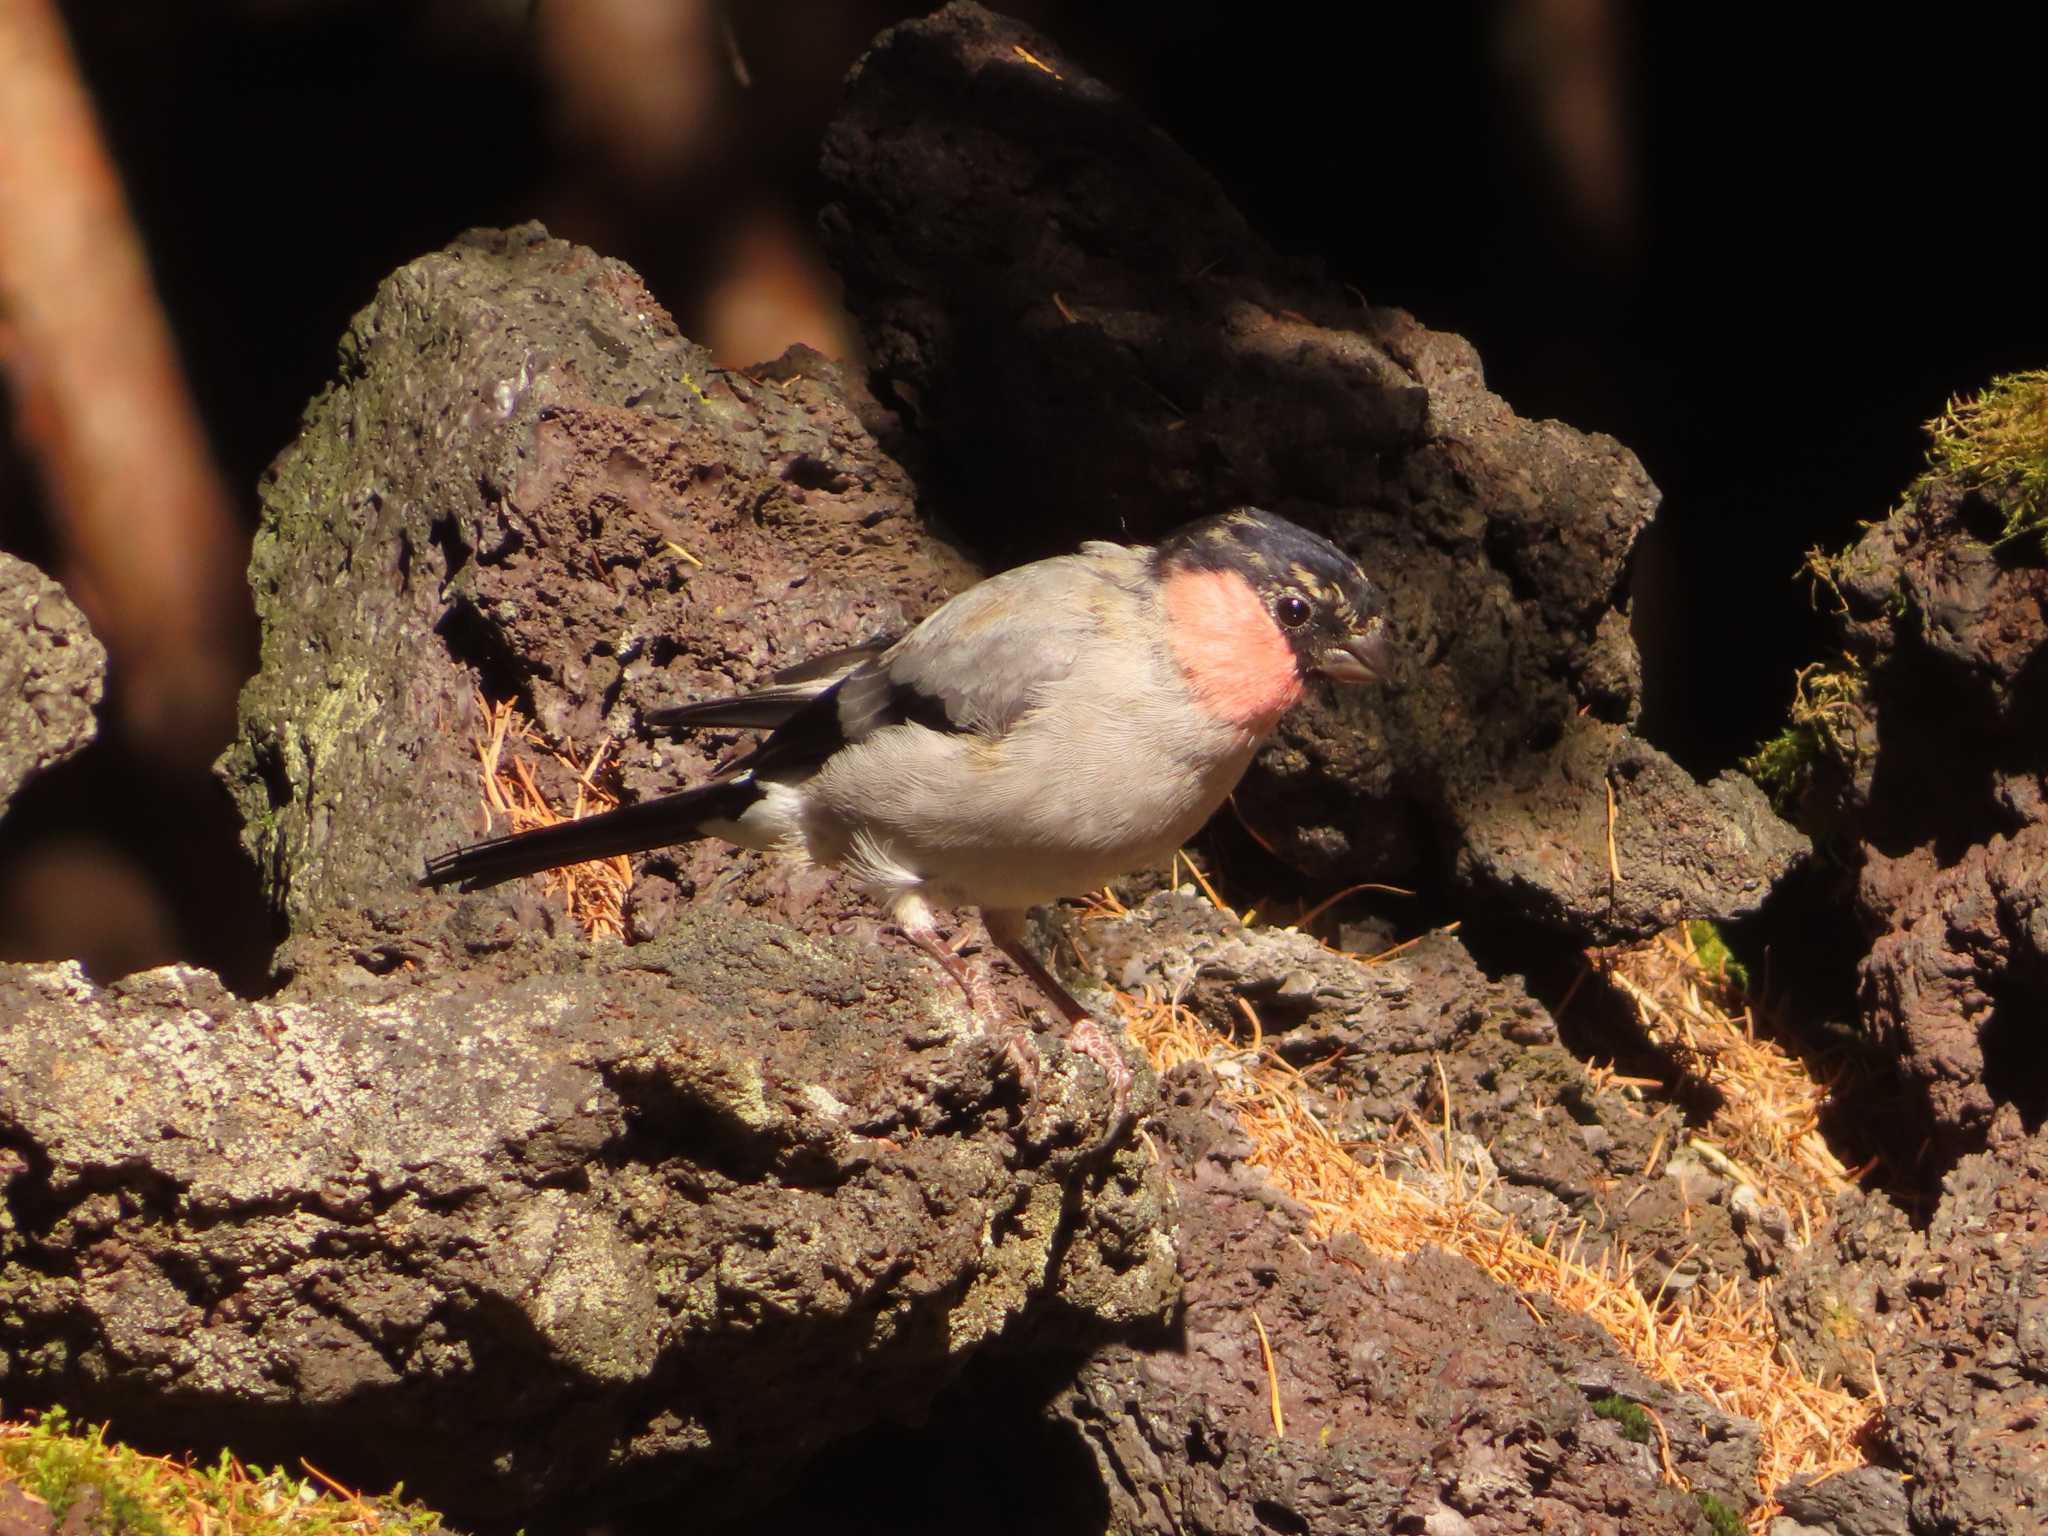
{"left": 1314, "top": 618, "right": 1395, "bottom": 685}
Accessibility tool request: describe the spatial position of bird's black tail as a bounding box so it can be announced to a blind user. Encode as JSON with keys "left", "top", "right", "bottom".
{"left": 644, "top": 690, "right": 818, "bottom": 732}
{"left": 421, "top": 776, "right": 763, "bottom": 890}
{"left": 643, "top": 635, "right": 898, "bottom": 734}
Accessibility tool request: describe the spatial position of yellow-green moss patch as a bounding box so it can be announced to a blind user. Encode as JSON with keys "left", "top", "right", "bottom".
{"left": 0, "top": 1408, "right": 450, "bottom": 1536}
{"left": 1682, "top": 921, "right": 1751, "bottom": 994}
{"left": 1926, "top": 368, "right": 2048, "bottom": 549}
{"left": 1742, "top": 662, "right": 1870, "bottom": 828}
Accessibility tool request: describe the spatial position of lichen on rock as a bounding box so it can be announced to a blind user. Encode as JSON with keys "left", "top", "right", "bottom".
{"left": 0, "top": 552, "right": 105, "bottom": 820}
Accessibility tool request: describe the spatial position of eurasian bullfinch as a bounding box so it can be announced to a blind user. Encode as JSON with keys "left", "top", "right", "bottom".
{"left": 424, "top": 507, "right": 1394, "bottom": 1119}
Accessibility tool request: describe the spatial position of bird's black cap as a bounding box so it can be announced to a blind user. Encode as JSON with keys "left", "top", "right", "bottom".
{"left": 1157, "top": 507, "right": 1380, "bottom": 616}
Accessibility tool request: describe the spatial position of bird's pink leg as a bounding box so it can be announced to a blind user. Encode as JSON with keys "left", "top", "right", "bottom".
{"left": 891, "top": 892, "right": 992, "bottom": 1016}
{"left": 891, "top": 892, "right": 1047, "bottom": 1097}
{"left": 982, "top": 908, "right": 1132, "bottom": 1124}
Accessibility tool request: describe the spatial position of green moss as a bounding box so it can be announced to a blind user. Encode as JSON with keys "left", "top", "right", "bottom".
{"left": 1741, "top": 662, "right": 1870, "bottom": 835}
{"left": 1815, "top": 371, "right": 2048, "bottom": 581}
{"left": 0, "top": 1409, "right": 169, "bottom": 1536}
{"left": 0, "top": 1408, "right": 449, "bottom": 1536}
{"left": 1745, "top": 725, "right": 1812, "bottom": 810}
{"left": 1695, "top": 1492, "right": 1745, "bottom": 1536}
{"left": 1683, "top": 921, "right": 1751, "bottom": 993}
{"left": 1925, "top": 368, "right": 2048, "bottom": 550}
{"left": 1590, "top": 1394, "right": 1654, "bottom": 1444}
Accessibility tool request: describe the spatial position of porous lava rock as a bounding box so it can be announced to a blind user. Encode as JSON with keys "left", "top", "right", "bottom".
{"left": 1080, "top": 893, "right": 1760, "bottom": 1299}
{"left": 1745, "top": 384, "right": 2048, "bottom": 1534}
{"left": 1052, "top": 1072, "right": 1757, "bottom": 1536}
{"left": 1772, "top": 1115, "right": 2048, "bottom": 1536}
{"left": 1771, "top": 437, "right": 2048, "bottom": 1155}
{"left": 0, "top": 553, "right": 104, "bottom": 818}
{"left": 0, "top": 939, "right": 1172, "bottom": 1524}
{"left": 216, "top": 224, "right": 978, "bottom": 949}
{"left": 1876, "top": 1114, "right": 2048, "bottom": 1536}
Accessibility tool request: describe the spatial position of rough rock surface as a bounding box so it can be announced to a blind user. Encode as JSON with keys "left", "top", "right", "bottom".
{"left": 1778, "top": 458, "right": 2048, "bottom": 1153}
{"left": 1876, "top": 1116, "right": 2048, "bottom": 1536}
{"left": 1747, "top": 400, "right": 2047, "bottom": 1532}
{"left": 217, "top": 223, "right": 978, "bottom": 946}
{"left": 1767, "top": 1187, "right": 1913, "bottom": 1400}
{"left": 1842, "top": 469, "right": 2048, "bottom": 1148}
{"left": 1, "top": 228, "right": 1158, "bottom": 1526}
{"left": 0, "top": 942, "right": 1174, "bottom": 1524}
{"left": 1831, "top": 478, "right": 2048, "bottom": 809}
{"left": 818, "top": 1, "right": 1806, "bottom": 944}
{"left": 1052, "top": 1074, "right": 1757, "bottom": 1535}
{"left": 1080, "top": 894, "right": 1763, "bottom": 1300}
{"left": 1770, "top": 1467, "right": 1910, "bottom": 1536}
{"left": 1769, "top": 1117, "right": 2048, "bottom": 1536}
{"left": 0, "top": 553, "right": 104, "bottom": 818}
{"left": 1856, "top": 823, "right": 2048, "bottom": 1150}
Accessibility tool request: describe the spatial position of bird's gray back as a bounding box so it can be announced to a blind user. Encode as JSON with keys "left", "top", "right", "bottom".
{"left": 870, "top": 542, "right": 1154, "bottom": 737}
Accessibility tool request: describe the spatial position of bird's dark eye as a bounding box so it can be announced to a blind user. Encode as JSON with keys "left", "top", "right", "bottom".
{"left": 1276, "top": 594, "right": 1312, "bottom": 629}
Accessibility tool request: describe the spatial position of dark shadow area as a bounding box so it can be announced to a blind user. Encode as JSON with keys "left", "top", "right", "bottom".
{"left": 688, "top": 1356, "right": 1110, "bottom": 1536}
{"left": 1156, "top": 7, "right": 2048, "bottom": 776}
{"left": 0, "top": 737, "right": 277, "bottom": 994}
{"left": 1981, "top": 996, "right": 2048, "bottom": 1144}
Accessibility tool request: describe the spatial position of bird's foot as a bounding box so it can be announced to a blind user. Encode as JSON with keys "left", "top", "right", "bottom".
{"left": 892, "top": 899, "right": 993, "bottom": 1023}
{"left": 981, "top": 911, "right": 1133, "bottom": 1142}
{"left": 903, "top": 902, "right": 1132, "bottom": 1143}
{"left": 1067, "top": 1015, "right": 1133, "bottom": 1132}
{"left": 993, "top": 1024, "right": 1044, "bottom": 1101}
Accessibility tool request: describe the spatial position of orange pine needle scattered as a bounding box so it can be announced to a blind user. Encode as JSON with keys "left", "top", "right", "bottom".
{"left": 1225, "top": 792, "right": 1284, "bottom": 859}
{"left": 1294, "top": 879, "right": 1415, "bottom": 933}
{"left": 1011, "top": 44, "right": 1062, "bottom": 77}
{"left": 1606, "top": 930, "right": 1854, "bottom": 1238}
{"left": 1362, "top": 921, "right": 1459, "bottom": 965}
{"left": 1171, "top": 849, "right": 1236, "bottom": 921}
{"left": 1251, "top": 1311, "right": 1286, "bottom": 1438}
{"left": 299, "top": 1460, "right": 360, "bottom": 1501}
{"left": 467, "top": 693, "right": 632, "bottom": 939}
{"left": 1644, "top": 1403, "right": 1683, "bottom": 1490}
{"left": 1116, "top": 919, "right": 1874, "bottom": 1529}
{"left": 1605, "top": 777, "right": 1623, "bottom": 889}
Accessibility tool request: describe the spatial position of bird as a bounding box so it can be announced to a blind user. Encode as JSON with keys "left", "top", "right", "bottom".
{"left": 423, "top": 506, "right": 1395, "bottom": 1123}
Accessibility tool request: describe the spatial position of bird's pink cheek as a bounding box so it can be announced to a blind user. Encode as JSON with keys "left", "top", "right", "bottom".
{"left": 1163, "top": 568, "right": 1303, "bottom": 731}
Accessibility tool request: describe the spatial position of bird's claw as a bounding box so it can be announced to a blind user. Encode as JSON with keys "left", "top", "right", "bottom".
{"left": 996, "top": 1027, "right": 1043, "bottom": 1099}
{"left": 1068, "top": 1014, "right": 1134, "bottom": 1132}
{"left": 978, "top": 1016, "right": 1130, "bottom": 1146}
